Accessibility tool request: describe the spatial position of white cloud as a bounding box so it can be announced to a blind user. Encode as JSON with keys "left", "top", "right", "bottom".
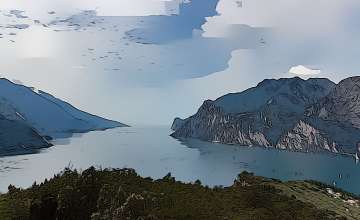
{"left": 204, "top": 0, "right": 359, "bottom": 36}
{"left": 202, "top": 0, "right": 360, "bottom": 82}
{"left": 289, "top": 65, "right": 321, "bottom": 76}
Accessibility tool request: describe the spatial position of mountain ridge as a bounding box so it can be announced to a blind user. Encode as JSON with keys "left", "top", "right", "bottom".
{"left": 171, "top": 76, "right": 360, "bottom": 156}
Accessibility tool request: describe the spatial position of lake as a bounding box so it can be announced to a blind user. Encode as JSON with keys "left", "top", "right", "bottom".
{"left": 0, "top": 126, "right": 359, "bottom": 194}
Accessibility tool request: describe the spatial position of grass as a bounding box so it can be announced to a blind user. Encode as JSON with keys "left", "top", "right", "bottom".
{"left": 272, "top": 181, "right": 360, "bottom": 220}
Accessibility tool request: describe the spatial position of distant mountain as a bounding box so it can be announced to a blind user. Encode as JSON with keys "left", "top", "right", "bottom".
{"left": 37, "top": 90, "right": 128, "bottom": 136}
{"left": 171, "top": 76, "right": 360, "bottom": 156}
{"left": 0, "top": 78, "right": 127, "bottom": 156}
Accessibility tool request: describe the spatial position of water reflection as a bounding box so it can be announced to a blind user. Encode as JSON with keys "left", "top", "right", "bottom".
{"left": 178, "top": 137, "right": 360, "bottom": 193}
{"left": 0, "top": 126, "right": 359, "bottom": 195}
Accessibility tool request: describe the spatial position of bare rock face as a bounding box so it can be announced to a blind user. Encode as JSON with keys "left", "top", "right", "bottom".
{"left": 171, "top": 77, "right": 360, "bottom": 154}
{"left": 276, "top": 121, "right": 338, "bottom": 153}
{"left": 171, "top": 100, "right": 271, "bottom": 147}
{"left": 171, "top": 117, "right": 186, "bottom": 131}
{"left": 311, "top": 77, "right": 360, "bottom": 129}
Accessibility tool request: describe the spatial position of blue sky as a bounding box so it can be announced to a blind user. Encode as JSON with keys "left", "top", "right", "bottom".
{"left": 0, "top": 0, "right": 359, "bottom": 126}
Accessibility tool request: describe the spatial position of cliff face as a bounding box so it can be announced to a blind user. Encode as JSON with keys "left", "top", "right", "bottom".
{"left": 171, "top": 101, "right": 338, "bottom": 153}
{"left": 310, "top": 77, "right": 360, "bottom": 128}
{"left": 171, "top": 77, "right": 360, "bottom": 154}
{"left": 171, "top": 100, "right": 271, "bottom": 147}
{"left": 171, "top": 117, "right": 186, "bottom": 131}
{"left": 276, "top": 121, "right": 338, "bottom": 153}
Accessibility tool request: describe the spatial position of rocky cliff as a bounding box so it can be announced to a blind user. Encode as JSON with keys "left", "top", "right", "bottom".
{"left": 171, "top": 100, "right": 271, "bottom": 147}
{"left": 309, "top": 77, "right": 360, "bottom": 128}
{"left": 276, "top": 120, "right": 338, "bottom": 153}
{"left": 171, "top": 77, "right": 360, "bottom": 155}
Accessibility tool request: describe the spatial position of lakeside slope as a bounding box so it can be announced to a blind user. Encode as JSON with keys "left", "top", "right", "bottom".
{"left": 172, "top": 76, "right": 360, "bottom": 156}
{"left": 0, "top": 78, "right": 127, "bottom": 157}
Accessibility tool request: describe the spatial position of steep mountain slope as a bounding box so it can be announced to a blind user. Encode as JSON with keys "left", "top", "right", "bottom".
{"left": 171, "top": 117, "right": 187, "bottom": 131}
{"left": 0, "top": 78, "right": 127, "bottom": 156}
{"left": 276, "top": 120, "right": 338, "bottom": 153}
{"left": 171, "top": 77, "right": 351, "bottom": 153}
{"left": 309, "top": 76, "right": 360, "bottom": 128}
{"left": 0, "top": 118, "right": 51, "bottom": 156}
{"left": 38, "top": 90, "right": 128, "bottom": 133}
{"left": 0, "top": 79, "right": 127, "bottom": 137}
{"left": 304, "top": 76, "right": 360, "bottom": 153}
{"left": 215, "top": 77, "right": 336, "bottom": 143}
{"left": 214, "top": 77, "right": 335, "bottom": 114}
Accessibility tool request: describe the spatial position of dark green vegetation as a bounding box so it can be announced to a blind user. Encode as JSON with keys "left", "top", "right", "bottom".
{"left": 0, "top": 167, "right": 359, "bottom": 220}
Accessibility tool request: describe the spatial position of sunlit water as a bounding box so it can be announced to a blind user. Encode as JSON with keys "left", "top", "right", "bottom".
{"left": 0, "top": 126, "right": 359, "bottom": 194}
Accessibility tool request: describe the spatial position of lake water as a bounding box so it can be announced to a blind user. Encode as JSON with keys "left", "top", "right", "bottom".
{"left": 0, "top": 126, "right": 359, "bottom": 194}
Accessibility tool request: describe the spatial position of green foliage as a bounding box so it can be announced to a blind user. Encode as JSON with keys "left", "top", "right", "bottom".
{"left": 0, "top": 167, "right": 345, "bottom": 220}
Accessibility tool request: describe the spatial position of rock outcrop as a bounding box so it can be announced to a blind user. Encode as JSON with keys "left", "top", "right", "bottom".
{"left": 171, "top": 100, "right": 271, "bottom": 146}
{"left": 171, "top": 76, "right": 360, "bottom": 154}
{"left": 171, "top": 117, "right": 186, "bottom": 131}
{"left": 276, "top": 120, "right": 338, "bottom": 153}
{"left": 309, "top": 77, "right": 360, "bottom": 128}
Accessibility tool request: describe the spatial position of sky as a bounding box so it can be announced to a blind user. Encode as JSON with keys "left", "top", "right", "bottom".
{"left": 0, "top": 0, "right": 359, "bottom": 126}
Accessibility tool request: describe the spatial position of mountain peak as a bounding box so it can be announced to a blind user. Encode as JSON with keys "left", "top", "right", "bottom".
{"left": 257, "top": 76, "right": 304, "bottom": 85}
{"left": 214, "top": 77, "right": 335, "bottom": 114}
{"left": 313, "top": 75, "right": 360, "bottom": 129}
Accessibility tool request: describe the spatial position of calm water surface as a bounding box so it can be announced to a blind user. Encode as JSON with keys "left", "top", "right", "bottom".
{"left": 0, "top": 126, "right": 359, "bottom": 194}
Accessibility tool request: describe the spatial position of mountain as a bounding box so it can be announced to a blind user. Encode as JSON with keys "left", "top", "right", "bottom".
{"left": 308, "top": 77, "right": 360, "bottom": 128}
{"left": 171, "top": 77, "right": 360, "bottom": 155}
{"left": 213, "top": 77, "right": 335, "bottom": 114}
{"left": 0, "top": 78, "right": 127, "bottom": 156}
{"left": 171, "top": 117, "right": 188, "bottom": 131}
{"left": 0, "top": 118, "right": 51, "bottom": 156}
{"left": 37, "top": 90, "right": 128, "bottom": 136}
{"left": 305, "top": 76, "right": 360, "bottom": 153}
